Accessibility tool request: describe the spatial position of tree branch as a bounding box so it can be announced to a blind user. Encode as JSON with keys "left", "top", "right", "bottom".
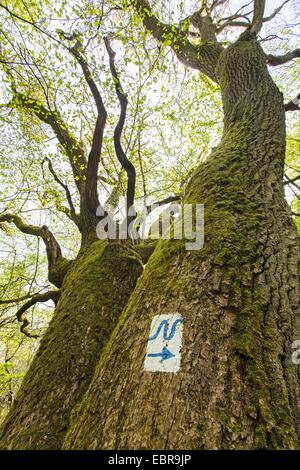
{"left": 285, "top": 92, "right": 300, "bottom": 112}
{"left": 15, "top": 290, "right": 60, "bottom": 338}
{"left": 216, "top": 2, "right": 252, "bottom": 33}
{"left": 54, "top": 31, "right": 109, "bottom": 237}
{"left": 217, "top": 20, "right": 249, "bottom": 33}
{"left": 262, "top": 0, "right": 290, "bottom": 23}
{"left": 284, "top": 173, "right": 300, "bottom": 186}
{"left": 42, "top": 157, "right": 80, "bottom": 228}
{"left": 130, "top": 0, "right": 222, "bottom": 82}
{"left": 0, "top": 289, "right": 48, "bottom": 305}
{"left": 57, "top": 31, "right": 107, "bottom": 219}
{"left": 267, "top": 48, "right": 300, "bottom": 66}
{"left": 250, "top": 0, "right": 266, "bottom": 34}
{"left": 0, "top": 58, "right": 87, "bottom": 195}
{"left": 284, "top": 174, "right": 300, "bottom": 193}
{"left": 104, "top": 37, "right": 136, "bottom": 221}
{"left": 146, "top": 195, "right": 181, "bottom": 214}
{"left": 209, "top": 0, "right": 228, "bottom": 12}
{"left": 0, "top": 213, "right": 68, "bottom": 287}
{"left": 9, "top": 90, "right": 87, "bottom": 193}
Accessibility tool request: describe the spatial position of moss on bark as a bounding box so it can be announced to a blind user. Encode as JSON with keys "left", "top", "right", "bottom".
{"left": 0, "top": 240, "right": 143, "bottom": 449}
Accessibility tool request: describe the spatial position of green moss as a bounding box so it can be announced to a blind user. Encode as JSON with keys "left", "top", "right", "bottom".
{"left": 0, "top": 240, "right": 143, "bottom": 450}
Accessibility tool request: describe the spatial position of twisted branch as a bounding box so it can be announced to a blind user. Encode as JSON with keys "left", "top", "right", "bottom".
{"left": 104, "top": 37, "right": 136, "bottom": 222}
{"left": 15, "top": 290, "right": 60, "bottom": 338}
{"left": 42, "top": 157, "right": 80, "bottom": 228}
{"left": 0, "top": 213, "right": 69, "bottom": 287}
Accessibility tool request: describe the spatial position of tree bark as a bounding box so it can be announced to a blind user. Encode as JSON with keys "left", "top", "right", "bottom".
{"left": 0, "top": 241, "right": 143, "bottom": 449}
{"left": 64, "top": 37, "right": 300, "bottom": 450}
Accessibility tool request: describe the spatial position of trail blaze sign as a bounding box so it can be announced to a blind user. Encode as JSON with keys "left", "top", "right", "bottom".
{"left": 144, "top": 313, "right": 183, "bottom": 373}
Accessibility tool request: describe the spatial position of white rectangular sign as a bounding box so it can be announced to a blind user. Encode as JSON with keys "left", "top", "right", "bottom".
{"left": 144, "top": 313, "right": 183, "bottom": 373}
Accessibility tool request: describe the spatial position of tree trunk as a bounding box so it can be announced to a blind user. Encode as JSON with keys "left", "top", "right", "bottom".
{"left": 64, "top": 37, "right": 300, "bottom": 450}
{"left": 0, "top": 241, "right": 143, "bottom": 449}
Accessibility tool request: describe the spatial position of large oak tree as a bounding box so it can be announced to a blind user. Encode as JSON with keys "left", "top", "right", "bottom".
{"left": 65, "top": 0, "right": 300, "bottom": 449}
{"left": 0, "top": 0, "right": 299, "bottom": 450}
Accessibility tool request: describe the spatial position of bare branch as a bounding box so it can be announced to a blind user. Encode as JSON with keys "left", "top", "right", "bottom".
{"left": 216, "top": 2, "right": 252, "bottom": 32}
{"left": 284, "top": 174, "right": 300, "bottom": 193}
{"left": 267, "top": 48, "right": 300, "bottom": 66}
{"left": 250, "top": 0, "right": 266, "bottom": 34}
{"left": 57, "top": 31, "right": 108, "bottom": 229}
{"left": 0, "top": 288, "right": 48, "bottom": 305}
{"left": 263, "top": 0, "right": 291, "bottom": 23}
{"left": 146, "top": 195, "right": 181, "bottom": 214}
{"left": 104, "top": 37, "right": 136, "bottom": 221}
{"left": 284, "top": 174, "right": 300, "bottom": 186}
{"left": 179, "top": 11, "right": 219, "bottom": 44}
{"left": 15, "top": 290, "right": 60, "bottom": 338}
{"left": 209, "top": 0, "right": 228, "bottom": 12}
{"left": 42, "top": 157, "right": 80, "bottom": 228}
{"left": 285, "top": 92, "right": 300, "bottom": 112}
{"left": 0, "top": 213, "right": 68, "bottom": 287}
{"left": 217, "top": 20, "right": 249, "bottom": 33}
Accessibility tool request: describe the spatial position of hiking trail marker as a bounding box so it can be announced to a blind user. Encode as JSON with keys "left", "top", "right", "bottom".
{"left": 144, "top": 313, "right": 183, "bottom": 373}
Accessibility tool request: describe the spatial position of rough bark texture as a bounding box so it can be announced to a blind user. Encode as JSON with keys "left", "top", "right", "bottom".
{"left": 64, "top": 37, "right": 300, "bottom": 450}
{"left": 0, "top": 241, "right": 143, "bottom": 449}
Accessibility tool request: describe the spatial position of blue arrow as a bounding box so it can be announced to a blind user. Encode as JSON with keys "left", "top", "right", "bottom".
{"left": 147, "top": 346, "right": 175, "bottom": 362}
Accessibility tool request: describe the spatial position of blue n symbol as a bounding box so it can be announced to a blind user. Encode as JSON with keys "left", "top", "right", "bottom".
{"left": 148, "top": 318, "right": 183, "bottom": 342}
